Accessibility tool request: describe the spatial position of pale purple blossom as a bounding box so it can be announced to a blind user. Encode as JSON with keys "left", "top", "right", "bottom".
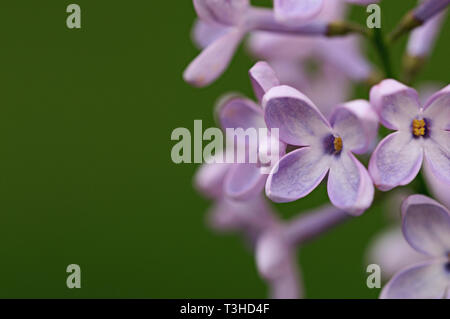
{"left": 414, "top": 0, "right": 450, "bottom": 23}
{"left": 369, "top": 80, "right": 450, "bottom": 191}
{"left": 380, "top": 195, "right": 450, "bottom": 299}
{"left": 263, "top": 85, "right": 378, "bottom": 215}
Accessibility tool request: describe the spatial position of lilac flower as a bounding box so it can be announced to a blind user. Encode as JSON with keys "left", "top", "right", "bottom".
{"left": 369, "top": 80, "right": 450, "bottom": 191}
{"left": 380, "top": 195, "right": 450, "bottom": 299}
{"left": 263, "top": 85, "right": 378, "bottom": 215}
{"left": 185, "top": 0, "right": 352, "bottom": 87}
{"left": 195, "top": 62, "right": 285, "bottom": 200}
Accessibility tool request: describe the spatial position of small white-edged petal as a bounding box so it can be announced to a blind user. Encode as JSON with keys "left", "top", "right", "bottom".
{"left": 224, "top": 164, "right": 267, "bottom": 200}
{"left": 192, "top": 19, "right": 229, "bottom": 49}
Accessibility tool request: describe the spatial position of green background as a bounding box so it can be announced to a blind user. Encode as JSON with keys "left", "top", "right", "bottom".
{"left": 0, "top": 1, "right": 448, "bottom": 298}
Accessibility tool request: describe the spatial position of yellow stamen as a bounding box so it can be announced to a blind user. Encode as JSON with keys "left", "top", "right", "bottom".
{"left": 334, "top": 137, "right": 343, "bottom": 152}
{"left": 412, "top": 119, "right": 426, "bottom": 136}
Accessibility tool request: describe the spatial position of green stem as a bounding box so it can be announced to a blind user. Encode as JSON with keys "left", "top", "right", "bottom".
{"left": 372, "top": 28, "right": 394, "bottom": 78}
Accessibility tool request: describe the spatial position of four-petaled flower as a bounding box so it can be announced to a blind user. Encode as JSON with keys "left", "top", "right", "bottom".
{"left": 263, "top": 85, "right": 378, "bottom": 215}
{"left": 369, "top": 79, "right": 450, "bottom": 191}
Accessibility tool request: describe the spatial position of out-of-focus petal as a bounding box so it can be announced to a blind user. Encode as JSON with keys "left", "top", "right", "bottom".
{"left": 184, "top": 28, "right": 245, "bottom": 87}
{"left": 193, "top": 0, "right": 249, "bottom": 25}
{"left": 274, "top": 0, "right": 324, "bottom": 24}
{"left": 263, "top": 85, "right": 330, "bottom": 146}
{"left": 208, "top": 196, "right": 276, "bottom": 232}
{"left": 218, "top": 96, "right": 265, "bottom": 130}
{"left": 380, "top": 260, "right": 449, "bottom": 299}
{"left": 423, "top": 84, "right": 450, "bottom": 131}
{"left": 369, "top": 132, "right": 423, "bottom": 191}
{"left": 256, "top": 228, "right": 292, "bottom": 280}
{"left": 316, "top": 36, "right": 373, "bottom": 82}
{"left": 367, "top": 227, "right": 427, "bottom": 280}
{"left": 195, "top": 157, "right": 232, "bottom": 199}
{"left": 414, "top": 0, "right": 450, "bottom": 23}
{"left": 266, "top": 147, "right": 330, "bottom": 203}
{"left": 401, "top": 194, "right": 450, "bottom": 256}
{"left": 270, "top": 268, "right": 302, "bottom": 299}
{"left": 423, "top": 130, "right": 450, "bottom": 185}
{"left": 369, "top": 79, "right": 421, "bottom": 131}
{"left": 224, "top": 164, "right": 267, "bottom": 200}
{"left": 330, "top": 100, "right": 379, "bottom": 154}
{"left": 327, "top": 152, "right": 374, "bottom": 215}
{"left": 192, "top": 19, "right": 229, "bottom": 49}
{"left": 407, "top": 11, "right": 446, "bottom": 58}
{"left": 247, "top": 32, "right": 315, "bottom": 61}
{"left": 249, "top": 61, "right": 280, "bottom": 103}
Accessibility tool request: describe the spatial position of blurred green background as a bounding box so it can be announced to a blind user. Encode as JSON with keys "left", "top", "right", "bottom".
{"left": 0, "top": 0, "right": 448, "bottom": 298}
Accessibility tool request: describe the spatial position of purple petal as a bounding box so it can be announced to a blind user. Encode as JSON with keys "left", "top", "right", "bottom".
{"left": 263, "top": 85, "right": 331, "bottom": 146}
{"left": 407, "top": 12, "right": 446, "bottom": 58}
{"left": 193, "top": 0, "right": 249, "bottom": 25}
{"left": 424, "top": 160, "right": 450, "bottom": 208}
{"left": 423, "top": 84, "right": 450, "bottom": 131}
{"left": 367, "top": 227, "right": 427, "bottom": 280}
{"left": 327, "top": 152, "right": 374, "bottom": 215}
{"left": 183, "top": 28, "right": 244, "bottom": 87}
{"left": 274, "top": 0, "right": 324, "bottom": 24}
{"left": 218, "top": 96, "right": 265, "bottom": 130}
{"left": 208, "top": 195, "right": 276, "bottom": 233}
{"left": 316, "top": 36, "right": 373, "bottom": 82}
{"left": 414, "top": 0, "right": 450, "bottom": 23}
{"left": 401, "top": 194, "right": 450, "bottom": 256}
{"left": 380, "top": 260, "right": 449, "bottom": 299}
{"left": 224, "top": 164, "right": 267, "bottom": 200}
{"left": 369, "top": 79, "right": 421, "bottom": 130}
{"left": 192, "top": 19, "right": 229, "bottom": 49}
{"left": 329, "top": 100, "right": 379, "bottom": 154}
{"left": 249, "top": 61, "right": 280, "bottom": 103}
{"left": 266, "top": 147, "right": 330, "bottom": 203}
{"left": 423, "top": 130, "right": 450, "bottom": 185}
{"left": 195, "top": 159, "right": 232, "bottom": 199}
{"left": 369, "top": 132, "right": 423, "bottom": 191}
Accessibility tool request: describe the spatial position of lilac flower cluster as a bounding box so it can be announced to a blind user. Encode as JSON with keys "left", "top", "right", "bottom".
{"left": 184, "top": 0, "right": 450, "bottom": 299}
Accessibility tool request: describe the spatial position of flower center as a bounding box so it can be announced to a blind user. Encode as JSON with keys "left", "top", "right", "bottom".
{"left": 412, "top": 119, "right": 427, "bottom": 137}
{"left": 323, "top": 134, "right": 343, "bottom": 156}
{"left": 333, "top": 137, "right": 343, "bottom": 152}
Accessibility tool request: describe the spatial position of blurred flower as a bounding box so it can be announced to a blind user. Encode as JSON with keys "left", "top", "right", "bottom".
{"left": 380, "top": 195, "right": 450, "bottom": 299}
{"left": 195, "top": 62, "right": 285, "bottom": 200}
{"left": 263, "top": 85, "right": 377, "bottom": 215}
{"left": 185, "top": 0, "right": 335, "bottom": 87}
{"left": 369, "top": 79, "right": 450, "bottom": 191}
